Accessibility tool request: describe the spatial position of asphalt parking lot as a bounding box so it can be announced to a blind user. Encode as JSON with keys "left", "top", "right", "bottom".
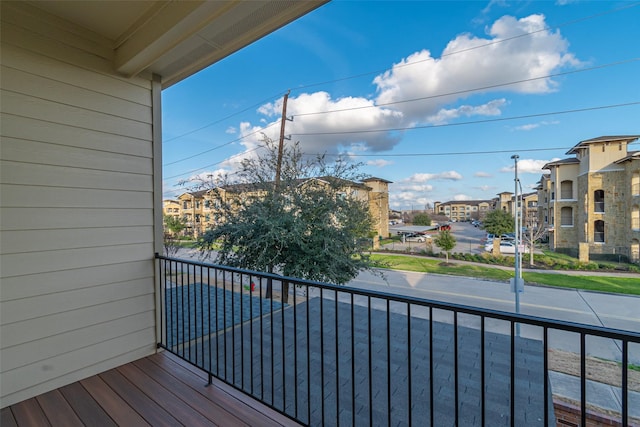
{"left": 383, "top": 221, "right": 489, "bottom": 254}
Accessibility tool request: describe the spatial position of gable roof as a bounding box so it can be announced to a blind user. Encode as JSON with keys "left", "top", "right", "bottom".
{"left": 566, "top": 135, "right": 640, "bottom": 155}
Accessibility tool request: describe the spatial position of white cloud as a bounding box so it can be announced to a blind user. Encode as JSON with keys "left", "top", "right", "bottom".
{"left": 473, "top": 185, "right": 496, "bottom": 191}
{"left": 453, "top": 194, "right": 472, "bottom": 201}
{"left": 224, "top": 13, "right": 580, "bottom": 167}
{"left": 513, "top": 120, "right": 560, "bottom": 131}
{"left": 404, "top": 171, "right": 463, "bottom": 182}
{"left": 426, "top": 99, "right": 507, "bottom": 125}
{"left": 225, "top": 126, "right": 237, "bottom": 134}
{"left": 500, "top": 158, "right": 560, "bottom": 174}
{"left": 474, "top": 171, "right": 493, "bottom": 178}
{"left": 366, "top": 159, "right": 394, "bottom": 167}
{"left": 373, "top": 14, "right": 581, "bottom": 124}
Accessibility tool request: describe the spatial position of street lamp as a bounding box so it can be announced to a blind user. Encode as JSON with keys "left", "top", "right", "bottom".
{"left": 511, "top": 154, "right": 524, "bottom": 335}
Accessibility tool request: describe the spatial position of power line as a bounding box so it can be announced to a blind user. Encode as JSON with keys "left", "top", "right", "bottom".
{"left": 162, "top": 58, "right": 639, "bottom": 166}
{"left": 293, "top": 59, "right": 640, "bottom": 117}
{"left": 164, "top": 121, "right": 280, "bottom": 166}
{"left": 161, "top": 2, "right": 638, "bottom": 145}
{"left": 164, "top": 144, "right": 267, "bottom": 180}
{"left": 290, "top": 2, "right": 640, "bottom": 92}
{"left": 291, "top": 102, "right": 640, "bottom": 136}
{"left": 320, "top": 147, "right": 570, "bottom": 157}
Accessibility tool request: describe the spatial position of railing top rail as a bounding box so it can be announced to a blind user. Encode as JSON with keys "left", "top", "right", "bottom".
{"left": 156, "top": 254, "right": 640, "bottom": 343}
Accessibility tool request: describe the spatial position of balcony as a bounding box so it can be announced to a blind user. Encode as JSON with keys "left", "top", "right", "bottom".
{"left": 4, "top": 256, "right": 639, "bottom": 426}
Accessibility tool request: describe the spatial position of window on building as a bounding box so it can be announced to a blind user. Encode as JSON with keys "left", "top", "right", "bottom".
{"left": 632, "top": 172, "right": 640, "bottom": 196}
{"left": 594, "top": 190, "right": 605, "bottom": 213}
{"left": 183, "top": 201, "right": 188, "bottom": 209}
{"left": 632, "top": 239, "right": 639, "bottom": 263}
{"left": 195, "top": 201, "right": 201, "bottom": 209}
{"left": 594, "top": 220, "right": 605, "bottom": 243}
{"left": 551, "top": 192, "right": 555, "bottom": 200}
{"left": 632, "top": 205, "right": 640, "bottom": 230}
{"left": 560, "top": 207, "right": 573, "bottom": 226}
{"left": 560, "top": 180, "right": 573, "bottom": 199}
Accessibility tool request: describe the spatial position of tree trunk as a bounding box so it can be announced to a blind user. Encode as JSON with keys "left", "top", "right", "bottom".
{"left": 281, "top": 281, "right": 289, "bottom": 304}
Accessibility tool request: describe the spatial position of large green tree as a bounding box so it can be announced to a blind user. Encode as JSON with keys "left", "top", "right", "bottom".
{"left": 412, "top": 213, "right": 431, "bottom": 226}
{"left": 482, "top": 209, "right": 515, "bottom": 236}
{"left": 482, "top": 209, "right": 515, "bottom": 255}
{"left": 195, "top": 136, "right": 381, "bottom": 301}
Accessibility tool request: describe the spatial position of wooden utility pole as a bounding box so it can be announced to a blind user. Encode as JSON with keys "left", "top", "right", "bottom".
{"left": 274, "top": 90, "right": 290, "bottom": 190}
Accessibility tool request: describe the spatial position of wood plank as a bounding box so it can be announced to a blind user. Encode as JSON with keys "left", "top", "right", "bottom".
{"left": 116, "top": 362, "right": 218, "bottom": 427}
{"left": 80, "top": 374, "right": 150, "bottom": 427}
{"left": 58, "top": 380, "right": 117, "bottom": 426}
{"left": 9, "top": 398, "right": 51, "bottom": 426}
{"left": 132, "top": 356, "right": 247, "bottom": 427}
{"left": 150, "top": 352, "right": 300, "bottom": 427}
{"left": 35, "top": 389, "right": 83, "bottom": 427}
{"left": 98, "top": 369, "right": 181, "bottom": 427}
{"left": 0, "top": 407, "right": 18, "bottom": 427}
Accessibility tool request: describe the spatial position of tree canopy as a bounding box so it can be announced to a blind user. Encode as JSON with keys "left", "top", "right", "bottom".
{"left": 433, "top": 229, "right": 456, "bottom": 263}
{"left": 194, "top": 136, "right": 381, "bottom": 289}
{"left": 412, "top": 213, "right": 431, "bottom": 226}
{"left": 482, "top": 209, "right": 515, "bottom": 236}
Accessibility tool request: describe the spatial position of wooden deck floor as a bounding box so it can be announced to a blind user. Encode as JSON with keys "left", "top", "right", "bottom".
{"left": 1, "top": 351, "right": 302, "bottom": 427}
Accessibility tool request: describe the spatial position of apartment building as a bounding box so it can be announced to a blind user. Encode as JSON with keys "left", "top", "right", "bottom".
{"left": 165, "top": 177, "right": 392, "bottom": 239}
{"left": 434, "top": 200, "right": 494, "bottom": 222}
{"left": 537, "top": 135, "right": 640, "bottom": 262}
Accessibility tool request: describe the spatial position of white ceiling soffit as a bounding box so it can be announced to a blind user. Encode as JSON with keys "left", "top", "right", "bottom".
{"left": 29, "top": 0, "right": 328, "bottom": 88}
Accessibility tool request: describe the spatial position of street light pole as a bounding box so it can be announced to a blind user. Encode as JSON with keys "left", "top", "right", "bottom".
{"left": 511, "top": 154, "right": 522, "bottom": 335}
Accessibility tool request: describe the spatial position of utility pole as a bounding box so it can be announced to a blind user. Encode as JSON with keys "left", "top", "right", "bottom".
{"left": 274, "top": 90, "right": 290, "bottom": 190}
{"left": 511, "top": 154, "right": 523, "bottom": 336}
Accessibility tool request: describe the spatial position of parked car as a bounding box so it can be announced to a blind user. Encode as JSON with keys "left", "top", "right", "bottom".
{"left": 405, "top": 233, "right": 428, "bottom": 242}
{"left": 484, "top": 241, "right": 529, "bottom": 254}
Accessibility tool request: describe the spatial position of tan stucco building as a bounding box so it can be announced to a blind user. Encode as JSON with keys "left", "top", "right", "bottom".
{"left": 434, "top": 200, "right": 494, "bottom": 222}
{"left": 538, "top": 135, "right": 640, "bottom": 262}
{"left": 165, "top": 176, "right": 392, "bottom": 239}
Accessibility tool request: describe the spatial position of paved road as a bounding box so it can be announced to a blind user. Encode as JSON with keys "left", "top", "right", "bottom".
{"left": 347, "top": 268, "right": 640, "bottom": 363}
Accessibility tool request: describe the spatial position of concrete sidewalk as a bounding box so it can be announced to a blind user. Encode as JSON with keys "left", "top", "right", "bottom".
{"left": 549, "top": 370, "right": 640, "bottom": 421}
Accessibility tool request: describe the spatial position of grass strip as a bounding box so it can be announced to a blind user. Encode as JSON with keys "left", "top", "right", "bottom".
{"left": 371, "top": 254, "right": 640, "bottom": 296}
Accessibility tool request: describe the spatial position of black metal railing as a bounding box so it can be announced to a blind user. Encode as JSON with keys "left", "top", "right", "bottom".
{"left": 156, "top": 254, "right": 640, "bottom": 427}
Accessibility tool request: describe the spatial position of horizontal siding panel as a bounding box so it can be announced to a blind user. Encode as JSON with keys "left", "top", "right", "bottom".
{"left": 0, "top": 294, "right": 155, "bottom": 349}
{"left": 0, "top": 260, "right": 153, "bottom": 302}
{"left": 0, "top": 227, "right": 154, "bottom": 255}
{"left": 1, "top": 65, "right": 152, "bottom": 123}
{"left": 1, "top": 277, "right": 154, "bottom": 327}
{"left": 1, "top": 44, "right": 150, "bottom": 105}
{"left": 1, "top": 90, "right": 152, "bottom": 142}
{"left": 1, "top": 243, "right": 152, "bottom": 278}
{"left": 1, "top": 331, "right": 155, "bottom": 404}
{"left": 1, "top": 2, "right": 114, "bottom": 61}
{"left": 1, "top": 345, "right": 154, "bottom": 408}
{"left": 0, "top": 184, "right": 152, "bottom": 209}
{"left": 0, "top": 21, "right": 115, "bottom": 78}
{"left": 1, "top": 115, "right": 152, "bottom": 158}
{"left": 0, "top": 208, "right": 152, "bottom": 231}
{"left": 1, "top": 311, "right": 155, "bottom": 373}
{"left": 0, "top": 160, "right": 153, "bottom": 191}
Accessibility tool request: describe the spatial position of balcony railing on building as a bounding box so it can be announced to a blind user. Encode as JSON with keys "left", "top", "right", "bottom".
{"left": 156, "top": 255, "right": 640, "bottom": 427}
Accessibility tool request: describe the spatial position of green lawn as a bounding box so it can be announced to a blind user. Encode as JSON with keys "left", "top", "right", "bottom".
{"left": 371, "top": 254, "right": 640, "bottom": 296}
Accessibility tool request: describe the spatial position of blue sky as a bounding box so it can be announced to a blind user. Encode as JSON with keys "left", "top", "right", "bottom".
{"left": 162, "top": 0, "right": 640, "bottom": 210}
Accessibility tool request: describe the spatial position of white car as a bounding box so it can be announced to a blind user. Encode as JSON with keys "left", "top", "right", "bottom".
{"left": 406, "top": 235, "right": 426, "bottom": 242}
{"left": 484, "top": 241, "right": 529, "bottom": 254}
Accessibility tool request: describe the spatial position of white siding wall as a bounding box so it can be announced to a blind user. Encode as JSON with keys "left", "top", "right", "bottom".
{"left": 1, "top": 3, "right": 157, "bottom": 406}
